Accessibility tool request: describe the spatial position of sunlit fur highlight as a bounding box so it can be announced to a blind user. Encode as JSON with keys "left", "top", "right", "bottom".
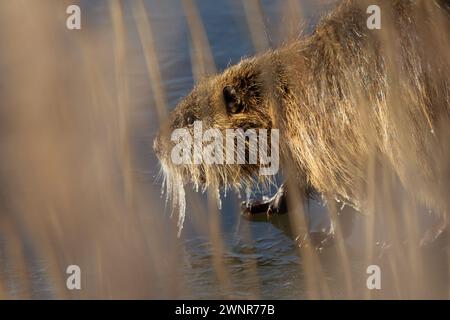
{"left": 156, "top": 0, "right": 450, "bottom": 223}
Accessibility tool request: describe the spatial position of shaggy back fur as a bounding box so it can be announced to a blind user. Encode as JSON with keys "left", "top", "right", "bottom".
{"left": 155, "top": 0, "right": 450, "bottom": 217}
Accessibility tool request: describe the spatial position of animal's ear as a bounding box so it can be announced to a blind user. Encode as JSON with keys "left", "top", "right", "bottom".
{"left": 223, "top": 85, "right": 244, "bottom": 114}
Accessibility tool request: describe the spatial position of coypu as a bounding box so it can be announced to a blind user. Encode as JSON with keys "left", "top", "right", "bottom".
{"left": 154, "top": 0, "right": 450, "bottom": 247}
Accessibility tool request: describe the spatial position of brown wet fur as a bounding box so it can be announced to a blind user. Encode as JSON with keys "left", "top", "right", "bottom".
{"left": 155, "top": 0, "right": 450, "bottom": 239}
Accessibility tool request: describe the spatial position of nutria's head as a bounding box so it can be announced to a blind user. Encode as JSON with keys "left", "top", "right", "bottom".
{"left": 154, "top": 57, "right": 280, "bottom": 213}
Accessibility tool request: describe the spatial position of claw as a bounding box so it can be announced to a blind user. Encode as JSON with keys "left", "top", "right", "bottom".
{"left": 240, "top": 184, "right": 288, "bottom": 221}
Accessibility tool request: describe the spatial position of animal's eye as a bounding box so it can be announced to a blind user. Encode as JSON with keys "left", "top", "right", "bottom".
{"left": 185, "top": 112, "right": 197, "bottom": 126}
{"left": 223, "top": 85, "right": 243, "bottom": 114}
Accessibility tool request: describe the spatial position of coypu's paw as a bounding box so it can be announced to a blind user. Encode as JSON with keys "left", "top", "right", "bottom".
{"left": 240, "top": 184, "right": 288, "bottom": 221}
